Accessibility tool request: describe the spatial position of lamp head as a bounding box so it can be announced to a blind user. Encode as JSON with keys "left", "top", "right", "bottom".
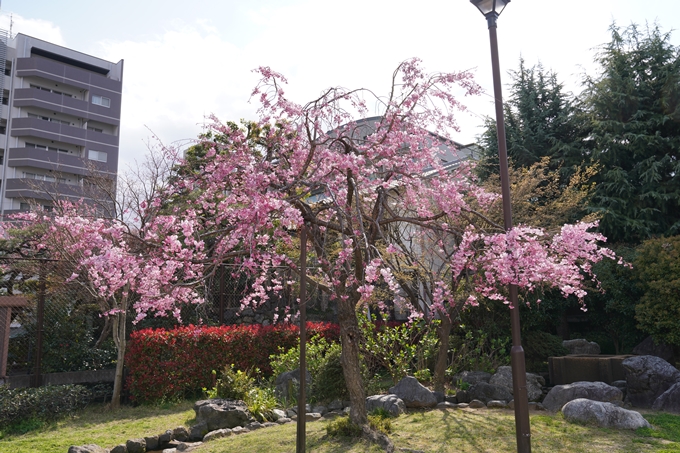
{"left": 470, "top": 0, "right": 510, "bottom": 20}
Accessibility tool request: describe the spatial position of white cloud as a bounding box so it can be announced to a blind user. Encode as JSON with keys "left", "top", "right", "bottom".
{"left": 0, "top": 13, "right": 65, "bottom": 45}
{"left": 96, "top": 22, "right": 262, "bottom": 169}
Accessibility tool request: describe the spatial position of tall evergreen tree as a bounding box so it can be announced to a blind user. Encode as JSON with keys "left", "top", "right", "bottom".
{"left": 583, "top": 23, "right": 680, "bottom": 243}
{"left": 478, "top": 59, "right": 585, "bottom": 180}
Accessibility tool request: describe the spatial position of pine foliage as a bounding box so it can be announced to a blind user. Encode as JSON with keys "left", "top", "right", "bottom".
{"left": 478, "top": 59, "right": 585, "bottom": 180}
{"left": 583, "top": 24, "right": 680, "bottom": 243}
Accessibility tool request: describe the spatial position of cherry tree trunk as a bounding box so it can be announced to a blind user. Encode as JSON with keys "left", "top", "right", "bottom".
{"left": 433, "top": 314, "right": 452, "bottom": 393}
{"left": 337, "top": 296, "right": 367, "bottom": 426}
{"left": 111, "top": 308, "right": 127, "bottom": 410}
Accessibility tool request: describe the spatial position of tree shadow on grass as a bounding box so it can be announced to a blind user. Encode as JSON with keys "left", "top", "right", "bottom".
{"left": 395, "top": 408, "right": 516, "bottom": 453}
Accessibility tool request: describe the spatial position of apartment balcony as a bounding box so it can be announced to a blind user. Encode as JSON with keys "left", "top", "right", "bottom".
{"left": 15, "top": 56, "right": 122, "bottom": 93}
{"left": 7, "top": 147, "right": 114, "bottom": 177}
{"left": 13, "top": 88, "right": 120, "bottom": 126}
{"left": 10, "top": 117, "right": 119, "bottom": 155}
{"left": 4, "top": 177, "right": 93, "bottom": 202}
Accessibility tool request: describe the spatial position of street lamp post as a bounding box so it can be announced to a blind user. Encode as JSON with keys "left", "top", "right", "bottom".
{"left": 469, "top": 1, "right": 532, "bottom": 452}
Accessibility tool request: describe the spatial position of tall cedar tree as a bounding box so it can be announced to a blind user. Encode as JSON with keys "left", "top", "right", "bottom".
{"left": 478, "top": 59, "right": 585, "bottom": 181}
{"left": 583, "top": 24, "right": 680, "bottom": 243}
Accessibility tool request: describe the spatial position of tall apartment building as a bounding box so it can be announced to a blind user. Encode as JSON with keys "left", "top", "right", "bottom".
{"left": 0, "top": 32, "right": 123, "bottom": 218}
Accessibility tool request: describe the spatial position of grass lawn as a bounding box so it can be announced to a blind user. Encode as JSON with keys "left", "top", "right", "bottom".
{"left": 2, "top": 403, "right": 680, "bottom": 453}
{"left": 0, "top": 401, "right": 195, "bottom": 453}
{"left": 200, "top": 409, "right": 680, "bottom": 453}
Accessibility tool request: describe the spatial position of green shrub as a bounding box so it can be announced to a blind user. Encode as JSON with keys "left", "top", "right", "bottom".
{"left": 368, "top": 413, "right": 392, "bottom": 435}
{"left": 635, "top": 236, "right": 680, "bottom": 347}
{"left": 0, "top": 384, "right": 91, "bottom": 428}
{"left": 359, "top": 314, "right": 439, "bottom": 384}
{"left": 522, "top": 331, "right": 568, "bottom": 373}
{"left": 313, "top": 344, "right": 349, "bottom": 402}
{"left": 203, "top": 365, "right": 278, "bottom": 421}
{"left": 447, "top": 325, "right": 510, "bottom": 375}
{"left": 326, "top": 416, "right": 363, "bottom": 437}
{"left": 413, "top": 368, "right": 432, "bottom": 384}
{"left": 244, "top": 387, "right": 278, "bottom": 422}
{"left": 204, "top": 364, "right": 257, "bottom": 401}
{"left": 326, "top": 413, "right": 392, "bottom": 438}
{"left": 270, "top": 334, "right": 348, "bottom": 403}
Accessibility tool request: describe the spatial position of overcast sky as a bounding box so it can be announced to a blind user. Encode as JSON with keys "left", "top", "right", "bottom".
{"left": 1, "top": 0, "right": 680, "bottom": 170}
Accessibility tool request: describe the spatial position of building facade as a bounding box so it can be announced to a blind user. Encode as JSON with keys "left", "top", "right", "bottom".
{"left": 0, "top": 33, "right": 123, "bottom": 217}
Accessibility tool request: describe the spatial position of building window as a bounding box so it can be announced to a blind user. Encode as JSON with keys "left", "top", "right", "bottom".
{"left": 88, "top": 150, "right": 108, "bottom": 162}
{"left": 87, "top": 126, "right": 104, "bottom": 133}
{"left": 20, "top": 203, "right": 30, "bottom": 211}
{"left": 92, "top": 95, "right": 111, "bottom": 108}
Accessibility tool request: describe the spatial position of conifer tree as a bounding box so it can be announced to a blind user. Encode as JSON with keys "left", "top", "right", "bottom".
{"left": 583, "top": 23, "right": 680, "bottom": 243}
{"left": 478, "top": 59, "right": 585, "bottom": 181}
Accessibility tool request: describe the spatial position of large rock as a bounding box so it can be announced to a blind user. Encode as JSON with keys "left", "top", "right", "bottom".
{"left": 467, "top": 382, "right": 512, "bottom": 404}
{"left": 389, "top": 376, "right": 437, "bottom": 408}
{"left": 144, "top": 436, "right": 159, "bottom": 451}
{"left": 126, "top": 438, "right": 146, "bottom": 453}
{"left": 633, "top": 336, "right": 676, "bottom": 364}
{"left": 455, "top": 389, "right": 470, "bottom": 403}
{"left": 563, "top": 339, "right": 600, "bottom": 355}
{"left": 189, "top": 421, "right": 209, "bottom": 441}
{"left": 172, "top": 426, "right": 189, "bottom": 442}
{"left": 562, "top": 398, "right": 650, "bottom": 430}
{"left": 451, "top": 371, "right": 492, "bottom": 386}
{"left": 193, "top": 399, "right": 252, "bottom": 431}
{"left": 623, "top": 355, "right": 680, "bottom": 408}
{"left": 366, "top": 394, "right": 406, "bottom": 417}
{"left": 274, "top": 368, "right": 312, "bottom": 402}
{"left": 68, "top": 446, "right": 108, "bottom": 453}
{"left": 652, "top": 382, "right": 680, "bottom": 414}
{"left": 489, "top": 366, "right": 545, "bottom": 402}
{"left": 542, "top": 381, "right": 623, "bottom": 412}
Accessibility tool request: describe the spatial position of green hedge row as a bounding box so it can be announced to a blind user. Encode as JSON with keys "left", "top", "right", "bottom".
{"left": 0, "top": 384, "right": 91, "bottom": 428}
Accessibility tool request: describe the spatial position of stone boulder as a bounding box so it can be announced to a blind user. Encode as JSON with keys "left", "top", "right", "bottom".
{"left": 193, "top": 399, "right": 252, "bottom": 431}
{"left": 274, "top": 368, "right": 312, "bottom": 402}
{"left": 562, "top": 399, "right": 650, "bottom": 430}
{"left": 466, "top": 382, "right": 512, "bottom": 404}
{"left": 489, "top": 366, "right": 545, "bottom": 402}
{"left": 189, "top": 421, "right": 209, "bottom": 441}
{"left": 469, "top": 399, "right": 486, "bottom": 408}
{"left": 144, "top": 435, "right": 159, "bottom": 451}
{"left": 366, "top": 394, "right": 406, "bottom": 417}
{"left": 633, "top": 336, "right": 676, "bottom": 365}
{"left": 455, "top": 389, "right": 470, "bottom": 403}
{"left": 203, "top": 428, "right": 233, "bottom": 442}
{"left": 389, "top": 376, "right": 437, "bottom": 408}
{"left": 311, "top": 405, "right": 328, "bottom": 416}
{"left": 272, "top": 409, "right": 287, "bottom": 420}
{"left": 542, "top": 381, "right": 623, "bottom": 412}
{"left": 652, "top": 382, "right": 680, "bottom": 414}
{"left": 172, "top": 426, "right": 189, "bottom": 442}
{"left": 563, "top": 339, "right": 600, "bottom": 355}
{"left": 126, "top": 438, "right": 146, "bottom": 453}
{"left": 451, "top": 371, "right": 492, "bottom": 386}
{"left": 623, "top": 355, "right": 680, "bottom": 408}
{"left": 68, "top": 446, "right": 108, "bottom": 453}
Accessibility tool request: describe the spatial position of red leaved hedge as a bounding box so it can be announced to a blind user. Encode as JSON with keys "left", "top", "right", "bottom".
{"left": 125, "top": 322, "right": 339, "bottom": 403}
